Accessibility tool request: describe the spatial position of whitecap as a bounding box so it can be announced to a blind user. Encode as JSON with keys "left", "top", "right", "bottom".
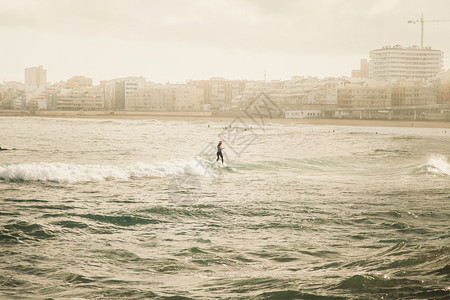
{"left": 424, "top": 154, "right": 450, "bottom": 176}
{"left": 0, "top": 158, "right": 214, "bottom": 183}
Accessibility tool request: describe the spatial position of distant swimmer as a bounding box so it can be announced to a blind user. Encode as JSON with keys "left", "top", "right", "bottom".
{"left": 216, "top": 141, "right": 224, "bottom": 164}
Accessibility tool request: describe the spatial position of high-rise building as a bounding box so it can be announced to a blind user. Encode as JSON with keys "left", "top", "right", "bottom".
{"left": 369, "top": 45, "right": 443, "bottom": 81}
{"left": 25, "top": 65, "right": 47, "bottom": 92}
{"left": 360, "top": 59, "right": 369, "bottom": 77}
{"left": 351, "top": 59, "right": 369, "bottom": 78}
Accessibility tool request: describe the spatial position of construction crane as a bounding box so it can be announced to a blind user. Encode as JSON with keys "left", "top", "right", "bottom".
{"left": 408, "top": 13, "right": 450, "bottom": 48}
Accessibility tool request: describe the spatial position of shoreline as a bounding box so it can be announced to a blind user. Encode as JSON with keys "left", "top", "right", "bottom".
{"left": 1, "top": 110, "right": 449, "bottom": 128}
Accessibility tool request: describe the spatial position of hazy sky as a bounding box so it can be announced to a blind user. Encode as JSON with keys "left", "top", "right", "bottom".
{"left": 1, "top": 0, "right": 450, "bottom": 84}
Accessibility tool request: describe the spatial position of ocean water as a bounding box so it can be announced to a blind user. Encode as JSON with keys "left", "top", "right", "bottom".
{"left": 0, "top": 116, "right": 449, "bottom": 299}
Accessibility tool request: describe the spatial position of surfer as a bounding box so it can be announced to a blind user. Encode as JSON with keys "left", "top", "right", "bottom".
{"left": 216, "top": 141, "right": 224, "bottom": 164}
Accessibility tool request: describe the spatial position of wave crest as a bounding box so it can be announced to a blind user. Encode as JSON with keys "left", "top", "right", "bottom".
{"left": 0, "top": 158, "right": 211, "bottom": 183}
{"left": 423, "top": 154, "right": 450, "bottom": 176}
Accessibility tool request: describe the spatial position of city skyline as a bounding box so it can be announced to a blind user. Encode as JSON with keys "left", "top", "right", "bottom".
{"left": 1, "top": 0, "right": 450, "bottom": 84}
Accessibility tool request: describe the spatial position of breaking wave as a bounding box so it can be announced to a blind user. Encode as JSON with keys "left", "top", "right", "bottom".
{"left": 422, "top": 154, "right": 450, "bottom": 176}
{"left": 0, "top": 158, "right": 212, "bottom": 183}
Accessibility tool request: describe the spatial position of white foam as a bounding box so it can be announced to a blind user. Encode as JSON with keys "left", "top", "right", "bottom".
{"left": 0, "top": 158, "right": 213, "bottom": 183}
{"left": 425, "top": 154, "right": 450, "bottom": 176}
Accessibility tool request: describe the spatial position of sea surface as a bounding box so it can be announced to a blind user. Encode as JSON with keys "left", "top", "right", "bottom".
{"left": 0, "top": 116, "right": 449, "bottom": 299}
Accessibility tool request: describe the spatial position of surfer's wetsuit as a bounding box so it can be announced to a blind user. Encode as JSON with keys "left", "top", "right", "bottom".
{"left": 216, "top": 144, "right": 223, "bottom": 164}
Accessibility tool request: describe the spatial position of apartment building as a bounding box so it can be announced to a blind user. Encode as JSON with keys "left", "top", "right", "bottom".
{"left": 25, "top": 65, "right": 47, "bottom": 92}
{"left": 175, "top": 86, "right": 205, "bottom": 111}
{"left": 369, "top": 45, "right": 443, "bottom": 81}
{"left": 337, "top": 81, "right": 392, "bottom": 109}
{"left": 225, "top": 80, "right": 246, "bottom": 110}
{"left": 442, "top": 82, "right": 450, "bottom": 104}
{"left": 101, "top": 77, "right": 146, "bottom": 110}
{"left": 57, "top": 80, "right": 104, "bottom": 110}
{"left": 391, "top": 80, "right": 440, "bottom": 107}
{"left": 57, "top": 88, "right": 101, "bottom": 110}
{"left": 124, "top": 77, "right": 146, "bottom": 108}
{"left": 126, "top": 86, "right": 176, "bottom": 111}
{"left": 188, "top": 78, "right": 246, "bottom": 111}
{"left": 209, "top": 77, "right": 226, "bottom": 110}
{"left": 101, "top": 80, "right": 125, "bottom": 110}
{"left": 32, "top": 83, "right": 63, "bottom": 110}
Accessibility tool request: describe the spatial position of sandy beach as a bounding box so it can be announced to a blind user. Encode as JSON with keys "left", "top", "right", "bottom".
{"left": 1, "top": 109, "right": 449, "bottom": 128}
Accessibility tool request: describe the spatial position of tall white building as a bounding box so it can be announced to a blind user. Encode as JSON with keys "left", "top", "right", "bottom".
{"left": 369, "top": 45, "right": 443, "bottom": 81}
{"left": 101, "top": 76, "right": 146, "bottom": 109}
{"left": 25, "top": 65, "right": 47, "bottom": 92}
